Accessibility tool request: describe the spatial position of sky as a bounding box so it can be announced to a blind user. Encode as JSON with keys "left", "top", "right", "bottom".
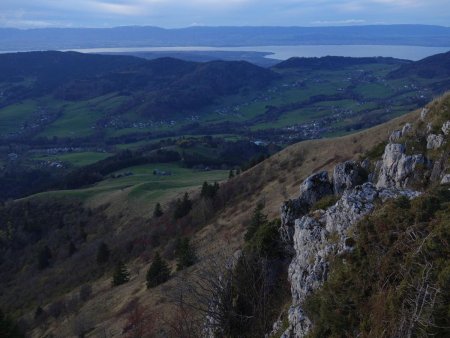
{"left": 0, "top": 0, "right": 449, "bottom": 29}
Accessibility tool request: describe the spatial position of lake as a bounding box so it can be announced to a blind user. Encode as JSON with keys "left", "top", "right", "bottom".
{"left": 66, "top": 45, "right": 450, "bottom": 61}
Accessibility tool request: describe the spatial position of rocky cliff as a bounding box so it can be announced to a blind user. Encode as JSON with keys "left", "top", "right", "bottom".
{"left": 279, "top": 97, "right": 450, "bottom": 337}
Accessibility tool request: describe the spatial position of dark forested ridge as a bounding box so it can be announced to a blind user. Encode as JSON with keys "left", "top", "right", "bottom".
{"left": 389, "top": 50, "right": 450, "bottom": 79}
{"left": 275, "top": 55, "right": 410, "bottom": 70}
{"left": 56, "top": 58, "right": 278, "bottom": 116}
{"left": 0, "top": 51, "right": 143, "bottom": 83}
{"left": 0, "top": 51, "right": 277, "bottom": 116}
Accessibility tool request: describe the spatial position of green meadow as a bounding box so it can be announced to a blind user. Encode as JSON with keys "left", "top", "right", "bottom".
{"left": 26, "top": 162, "right": 228, "bottom": 216}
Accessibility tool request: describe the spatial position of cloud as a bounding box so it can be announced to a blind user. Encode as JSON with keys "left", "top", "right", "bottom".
{"left": 92, "top": 1, "right": 143, "bottom": 15}
{"left": 312, "top": 19, "right": 366, "bottom": 25}
{"left": 369, "top": 0, "right": 421, "bottom": 6}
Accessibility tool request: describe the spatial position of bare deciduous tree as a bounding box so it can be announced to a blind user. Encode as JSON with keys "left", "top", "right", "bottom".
{"left": 165, "top": 251, "right": 276, "bottom": 338}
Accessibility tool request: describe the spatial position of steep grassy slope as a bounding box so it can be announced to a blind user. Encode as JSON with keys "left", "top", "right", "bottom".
{"left": 20, "top": 95, "right": 421, "bottom": 338}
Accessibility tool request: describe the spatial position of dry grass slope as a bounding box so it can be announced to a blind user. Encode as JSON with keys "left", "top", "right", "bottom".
{"left": 31, "top": 104, "right": 422, "bottom": 337}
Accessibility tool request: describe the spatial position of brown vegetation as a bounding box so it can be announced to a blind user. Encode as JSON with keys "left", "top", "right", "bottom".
{"left": 15, "top": 105, "right": 420, "bottom": 337}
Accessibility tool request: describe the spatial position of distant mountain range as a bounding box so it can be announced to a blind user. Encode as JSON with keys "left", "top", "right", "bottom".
{"left": 0, "top": 25, "right": 449, "bottom": 51}
{"left": 0, "top": 51, "right": 277, "bottom": 118}
{"left": 2, "top": 51, "right": 449, "bottom": 118}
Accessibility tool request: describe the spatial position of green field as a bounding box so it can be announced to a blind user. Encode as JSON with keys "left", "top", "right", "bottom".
{"left": 33, "top": 151, "right": 113, "bottom": 167}
{"left": 193, "top": 64, "right": 427, "bottom": 133}
{"left": 27, "top": 162, "right": 228, "bottom": 216}
{"left": 0, "top": 101, "right": 38, "bottom": 134}
{"left": 39, "top": 101, "right": 101, "bottom": 138}
{"left": 37, "top": 94, "right": 129, "bottom": 138}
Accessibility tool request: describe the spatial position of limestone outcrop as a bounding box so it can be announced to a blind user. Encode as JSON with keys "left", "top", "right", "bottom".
{"left": 442, "top": 121, "right": 450, "bottom": 135}
{"left": 332, "top": 160, "right": 367, "bottom": 195}
{"left": 280, "top": 171, "right": 333, "bottom": 243}
{"left": 279, "top": 103, "right": 450, "bottom": 337}
{"left": 427, "top": 133, "right": 445, "bottom": 149}
{"left": 282, "top": 183, "right": 420, "bottom": 337}
{"left": 376, "top": 143, "right": 427, "bottom": 189}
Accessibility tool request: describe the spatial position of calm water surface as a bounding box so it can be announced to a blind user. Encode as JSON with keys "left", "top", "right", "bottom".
{"left": 66, "top": 45, "right": 449, "bottom": 61}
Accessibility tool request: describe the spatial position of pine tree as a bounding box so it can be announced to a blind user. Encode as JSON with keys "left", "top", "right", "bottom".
{"left": 0, "top": 309, "right": 24, "bottom": 338}
{"left": 153, "top": 202, "right": 163, "bottom": 218}
{"left": 244, "top": 203, "right": 268, "bottom": 242}
{"left": 112, "top": 261, "right": 130, "bottom": 286}
{"left": 146, "top": 252, "right": 170, "bottom": 288}
{"left": 96, "top": 242, "right": 110, "bottom": 264}
{"left": 201, "top": 181, "right": 209, "bottom": 197}
{"left": 201, "top": 181, "right": 220, "bottom": 199}
{"left": 229, "top": 170, "right": 235, "bottom": 179}
{"left": 175, "top": 237, "right": 197, "bottom": 271}
{"left": 37, "top": 245, "right": 52, "bottom": 270}
{"left": 68, "top": 241, "right": 77, "bottom": 256}
{"left": 182, "top": 192, "right": 192, "bottom": 212}
{"left": 173, "top": 192, "right": 192, "bottom": 219}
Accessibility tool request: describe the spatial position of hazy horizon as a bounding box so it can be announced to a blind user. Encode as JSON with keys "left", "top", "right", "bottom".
{"left": 1, "top": 0, "right": 449, "bottom": 29}
{"left": 1, "top": 23, "right": 450, "bottom": 30}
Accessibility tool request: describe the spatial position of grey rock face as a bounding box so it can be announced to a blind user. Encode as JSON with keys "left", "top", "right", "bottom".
{"left": 442, "top": 121, "right": 450, "bottom": 135}
{"left": 283, "top": 183, "right": 420, "bottom": 338}
{"left": 430, "top": 152, "right": 448, "bottom": 182}
{"left": 420, "top": 108, "right": 429, "bottom": 121}
{"left": 402, "top": 123, "right": 413, "bottom": 136}
{"left": 427, "top": 134, "right": 445, "bottom": 150}
{"left": 280, "top": 171, "right": 333, "bottom": 243}
{"left": 389, "top": 130, "right": 403, "bottom": 143}
{"left": 298, "top": 171, "right": 333, "bottom": 206}
{"left": 333, "top": 161, "right": 367, "bottom": 195}
{"left": 389, "top": 123, "right": 412, "bottom": 143}
{"left": 361, "top": 158, "right": 371, "bottom": 171}
{"left": 376, "top": 143, "right": 426, "bottom": 189}
{"left": 281, "top": 112, "right": 445, "bottom": 338}
{"left": 280, "top": 199, "right": 309, "bottom": 243}
{"left": 441, "top": 174, "right": 450, "bottom": 185}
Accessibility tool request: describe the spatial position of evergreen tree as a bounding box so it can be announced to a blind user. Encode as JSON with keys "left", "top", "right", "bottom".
{"left": 112, "top": 261, "right": 130, "bottom": 286}
{"left": 248, "top": 220, "right": 284, "bottom": 259}
{"left": 244, "top": 203, "right": 268, "bottom": 242}
{"left": 37, "top": 245, "right": 52, "bottom": 270}
{"left": 182, "top": 192, "right": 192, "bottom": 212}
{"left": 201, "top": 181, "right": 220, "bottom": 199}
{"left": 146, "top": 252, "right": 170, "bottom": 288}
{"left": 175, "top": 237, "right": 197, "bottom": 271}
{"left": 173, "top": 192, "right": 192, "bottom": 219}
{"left": 229, "top": 170, "right": 235, "bottom": 179}
{"left": 153, "top": 202, "right": 163, "bottom": 218}
{"left": 68, "top": 241, "right": 77, "bottom": 256}
{"left": 201, "top": 181, "right": 209, "bottom": 197}
{"left": 34, "top": 306, "right": 45, "bottom": 320}
{"left": 96, "top": 242, "right": 110, "bottom": 264}
{"left": 0, "top": 309, "right": 24, "bottom": 338}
